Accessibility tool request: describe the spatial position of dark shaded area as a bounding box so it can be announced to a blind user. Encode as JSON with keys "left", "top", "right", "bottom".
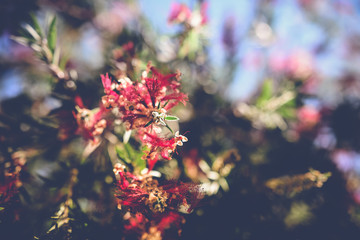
{"left": 0, "top": 0, "right": 38, "bottom": 34}
{"left": 1, "top": 1, "right": 360, "bottom": 240}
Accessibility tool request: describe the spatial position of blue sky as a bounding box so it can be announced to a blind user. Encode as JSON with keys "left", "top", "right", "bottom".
{"left": 138, "top": 0, "right": 258, "bottom": 99}
{"left": 2, "top": 0, "right": 360, "bottom": 102}
{"left": 138, "top": 0, "right": 360, "bottom": 102}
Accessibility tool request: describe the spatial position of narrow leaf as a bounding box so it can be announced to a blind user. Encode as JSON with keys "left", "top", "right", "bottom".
{"left": 134, "top": 156, "right": 146, "bottom": 171}
{"left": 162, "top": 100, "right": 170, "bottom": 108}
{"left": 115, "top": 146, "right": 131, "bottom": 164}
{"left": 10, "top": 36, "right": 29, "bottom": 46}
{"left": 59, "top": 52, "right": 70, "bottom": 70}
{"left": 52, "top": 46, "right": 60, "bottom": 65}
{"left": 24, "top": 24, "right": 41, "bottom": 41}
{"left": 47, "top": 16, "right": 57, "bottom": 53}
{"left": 165, "top": 115, "right": 179, "bottom": 121}
{"left": 165, "top": 123, "right": 174, "bottom": 134}
{"left": 30, "top": 13, "right": 43, "bottom": 38}
{"left": 256, "top": 79, "right": 273, "bottom": 107}
{"left": 124, "top": 143, "right": 136, "bottom": 159}
{"left": 144, "top": 120, "right": 153, "bottom": 127}
{"left": 123, "top": 130, "right": 132, "bottom": 144}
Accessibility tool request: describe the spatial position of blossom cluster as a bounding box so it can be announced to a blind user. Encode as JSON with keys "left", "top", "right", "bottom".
{"left": 112, "top": 155, "right": 201, "bottom": 239}
{"left": 113, "top": 163, "right": 200, "bottom": 214}
{"left": 123, "top": 211, "right": 185, "bottom": 240}
{"left": 113, "top": 162, "right": 201, "bottom": 239}
{"left": 168, "top": 2, "right": 208, "bottom": 28}
{"left": 140, "top": 131, "right": 188, "bottom": 171}
{"left": 100, "top": 65, "right": 187, "bottom": 130}
{"left": 72, "top": 64, "right": 200, "bottom": 238}
{"left": 0, "top": 152, "right": 26, "bottom": 209}
{"left": 74, "top": 64, "right": 189, "bottom": 170}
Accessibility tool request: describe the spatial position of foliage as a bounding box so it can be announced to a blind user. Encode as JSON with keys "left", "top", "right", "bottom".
{"left": 1, "top": 0, "right": 360, "bottom": 240}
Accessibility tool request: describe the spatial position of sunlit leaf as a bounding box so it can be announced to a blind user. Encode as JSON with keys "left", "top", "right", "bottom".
{"left": 134, "top": 146, "right": 148, "bottom": 170}
{"left": 165, "top": 115, "right": 179, "bottom": 121}
{"left": 10, "top": 36, "right": 30, "bottom": 46}
{"left": 144, "top": 120, "right": 153, "bottom": 127}
{"left": 123, "top": 130, "right": 132, "bottom": 144}
{"left": 256, "top": 79, "right": 273, "bottom": 107}
{"left": 124, "top": 143, "right": 136, "bottom": 159}
{"left": 178, "top": 29, "right": 200, "bottom": 59}
{"left": 23, "top": 24, "right": 41, "bottom": 41}
{"left": 30, "top": 13, "right": 43, "bottom": 38}
{"left": 115, "top": 145, "right": 131, "bottom": 164}
{"left": 265, "top": 169, "right": 331, "bottom": 197}
{"left": 47, "top": 16, "right": 57, "bottom": 54}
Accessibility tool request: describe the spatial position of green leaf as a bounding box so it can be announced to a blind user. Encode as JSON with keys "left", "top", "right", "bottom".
{"left": 30, "top": 13, "right": 43, "bottom": 38}
{"left": 162, "top": 100, "right": 170, "bottom": 108}
{"left": 134, "top": 157, "right": 146, "bottom": 171}
{"left": 278, "top": 107, "right": 296, "bottom": 119}
{"left": 144, "top": 120, "right": 153, "bottom": 127}
{"left": 23, "top": 24, "right": 41, "bottom": 41}
{"left": 115, "top": 146, "right": 131, "bottom": 164}
{"left": 47, "top": 16, "right": 57, "bottom": 53}
{"left": 124, "top": 143, "right": 136, "bottom": 159}
{"left": 59, "top": 53, "right": 70, "bottom": 70}
{"left": 0, "top": 207, "right": 4, "bottom": 211}
{"left": 10, "top": 36, "right": 30, "bottom": 46}
{"left": 165, "top": 123, "right": 174, "bottom": 134}
{"left": 278, "top": 98, "right": 296, "bottom": 119}
{"left": 52, "top": 46, "right": 60, "bottom": 65}
{"left": 116, "top": 144, "right": 147, "bottom": 171}
{"left": 256, "top": 79, "right": 273, "bottom": 107}
{"left": 134, "top": 146, "right": 148, "bottom": 170}
{"left": 178, "top": 29, "right": 200, "bottom": 59}
{"left": 165, "top": 115, "right": 179, "bottom": 121}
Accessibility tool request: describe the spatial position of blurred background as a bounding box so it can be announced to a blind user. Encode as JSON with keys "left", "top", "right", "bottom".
{"left": 2, "top": 0, "right": 360, "bottom": 239}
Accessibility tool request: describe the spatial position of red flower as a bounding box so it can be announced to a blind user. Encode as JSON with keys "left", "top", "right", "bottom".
{"left": 123, "top": 212, "right": 185, "bottom": 239}
{"left": 73, "top": 106, "right": 107, "bottom": 142}
{"left": 100, "top": 65, "right": 187, "bottom": 130}
{"left": 168, "top": 3, "right": 192, "bottom": 24}
{"left": 140, "top": 131, "right": 188, "bottom": 170}
{"left": 297, "top": 105, "right": 320, "bottom": 130}
{"left": 123, "top": 212, "right": 147, "bottom": 236}
{"left": 0, "top": 176, "right": 18, "bottom": 207}
{"left": 1, "top": 152, "right": 26, "bottom": 209}
{"left": 113, "top": 166, "right": 201, "bottom": 215}
{"left": 156, "top": 212, "right": 184, "bottom": 235}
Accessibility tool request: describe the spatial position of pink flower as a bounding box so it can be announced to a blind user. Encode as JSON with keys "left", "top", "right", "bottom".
{"left": 297, "top": 105, "right": 320, "bottom": 129}
{"left": 1, "top": 152, "right": 26, "bottom": 208}
{"left": 269, "top": 50, "right": 313, "bottom": 79}
{"left": 168, "top": 3, "right": 192, "bottom": 24}
{"left": 123, "top": 212, "right": 185, "bottom": 239}
{"left": 73, "top": 106, "right": 108, "bottom": 142}
{"left": 100, "top": 66, "right": 187, "bottom": 130}
{"left": 123, "top": 212, "right": 147, "bottom": 236}
{"left": 141, "top": 131, "right": 188, "bottom": 170}
{"left": 200, "top": 1, "right": 209, "bottom": 25}
{"left": 168, "top": 2, "right": 208, "bottom": 27}
{"left": 113, "top": 166, "right": 201, "bottom": 215}
{"left": 0, "top": 176, "right": 18, "bottom": 207}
